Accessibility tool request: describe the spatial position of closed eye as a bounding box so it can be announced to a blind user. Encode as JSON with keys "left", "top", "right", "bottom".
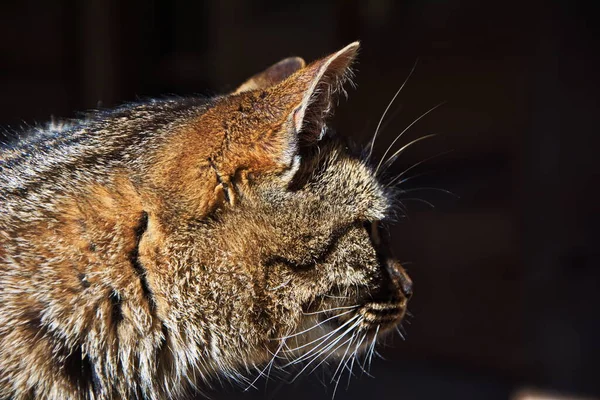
{"left": 362, "top": 220, "right": 381, "bottom": 246}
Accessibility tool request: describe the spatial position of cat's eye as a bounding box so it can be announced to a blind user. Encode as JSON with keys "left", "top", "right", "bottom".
{"left": 363, "top": 221, "right": 381, "bottom": 246}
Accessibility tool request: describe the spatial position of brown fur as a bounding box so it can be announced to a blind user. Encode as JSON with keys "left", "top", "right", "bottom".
{"left": 0, "top": 43, "right": 412, "bottom": 399}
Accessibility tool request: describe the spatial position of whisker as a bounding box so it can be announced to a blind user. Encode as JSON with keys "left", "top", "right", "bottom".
{"left": 345, "top": 334, "right": 367, "bottom": 388}
{"left": 366, "top": 60, "right": 418, "bottom": 162}
{"left": 306, "top": 333, "right": 356, "bottom": 376}
{"left": 299, "top": 317, "right": 361, "bottom": 365}
{"left": 369, "top": 336, "right": 377, "bottom": 369}
{"left": 378, "top": 133, "right": 438, "bottom": 174}
{"left": 289, "top": 318, "right": 363, "bottom": 382}
{"left": 398, "top": 186, "right": 458, "bottom": 197}
{"left": 297, "top": 336, "right": 354, "bottom": 387}
{"left": 276, "top": 309, "right": 355, "bottom": 340}
{"left": 363, "top": 104, "right": 405, "bottom": 159}
{"left": 365, "top": 326, "right": 380, "bottom": 373}
{"left": 288, "top": 317, "right": 362, "bottom": 366}
{"left": 387, "top": 149, "right": 454, "bottom": 187}
{"left": 330, "top": 339, "right": 355, "bottom": 399}
{"left": 392, "top": 170, "right": 434, "bottom": 186}
{"left": 303, "top": 304, "right": 359, "bottom": 316}
{"left": 399, "top": 197, "right": 436, "bottom": 209}
{"left": 282, "top": 323, "right": 346, "bottom": 356}
{"left": 330, "top": 333, "right": 357, "bottom": 384}
{"left": 375, "top": 104, "right": 404, "bottom": 141}
{"left": 393, "top": 199, "right": 409, "bottom": 216}
{"left": 331, "top": 332, "right": 363, "bottom": 399}
{"left": 282, "top": 315, "right": 359, "bottom": 362}
{"left": 357, "top": 358, "right": 375, "bottom": 379}
{"left": 375, "top": 102, "right": 445, "bottom": 175}
{"left": 394, "top": 325, "right": 406, "bottom": 340}
{"left": 268, "top": 340, "right": 286, "bottom": 372}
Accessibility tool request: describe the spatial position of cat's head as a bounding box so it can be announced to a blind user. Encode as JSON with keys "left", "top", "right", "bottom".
{"left": 139, "top": 42, "right": 412, "bottom": 383}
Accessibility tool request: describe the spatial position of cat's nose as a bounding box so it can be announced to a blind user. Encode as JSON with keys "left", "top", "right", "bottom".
{"left": 398, "top": 268, "right": 413, "bottom": 299}
{"left": 386, "top": 260, "right": 413, "bottom": 299}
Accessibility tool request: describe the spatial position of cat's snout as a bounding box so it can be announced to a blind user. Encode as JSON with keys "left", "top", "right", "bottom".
{"left": 386, "top": 259, "right": 413, "bottom": 299}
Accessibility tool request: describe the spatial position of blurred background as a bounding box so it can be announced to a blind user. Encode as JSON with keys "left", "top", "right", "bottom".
{"left": 1, "top": 0, "right": 599, "bottom": 399}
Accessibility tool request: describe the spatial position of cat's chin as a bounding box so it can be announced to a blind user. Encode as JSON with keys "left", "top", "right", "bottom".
{"left": 274, "top": 319, "right": 388, "bottom": 371}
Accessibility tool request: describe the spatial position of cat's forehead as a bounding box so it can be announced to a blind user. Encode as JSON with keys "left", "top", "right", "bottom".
{"left": 262, "top": 140, "right": 390, "bottom": 222}
{"left": 311, "top": 146, "right": 389, "bottom": 221}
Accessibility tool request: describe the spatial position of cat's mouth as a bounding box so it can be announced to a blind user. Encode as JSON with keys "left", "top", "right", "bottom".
{"left": 306, "top": 299, "right": 407, "bottom": 340}
{"left": 299, "top": 291, "right": 409, "bottom": 333}
{"left": 315, "top": 301, "right": 407, "bottom": 341}
{"left": 356, "top": 299, "right": 408, "bottom": 330}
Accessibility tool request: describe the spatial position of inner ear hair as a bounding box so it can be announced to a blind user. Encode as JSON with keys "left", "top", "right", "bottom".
{"left": 290, "top": 42, "right": 359, "bottom": 144}
{"left": 234, "top": 57, "right": 306, "bottom": 94}
{"left": 280, "top": 155, "right": 302, "bottom": 184}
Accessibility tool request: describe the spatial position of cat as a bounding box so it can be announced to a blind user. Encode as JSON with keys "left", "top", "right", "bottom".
{"left": 0, "top": 42, "right": 413, "bottom": 399}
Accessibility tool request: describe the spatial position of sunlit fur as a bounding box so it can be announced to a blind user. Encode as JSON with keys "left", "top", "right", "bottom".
{"left": 0, "top": 43, "right": 412, "bottom": 399}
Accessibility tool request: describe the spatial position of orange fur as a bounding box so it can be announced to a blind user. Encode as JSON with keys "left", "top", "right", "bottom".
{"left": 0, "top": 43, "right": 412, "bottom": 399}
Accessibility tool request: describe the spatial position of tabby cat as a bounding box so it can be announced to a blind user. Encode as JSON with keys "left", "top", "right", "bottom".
{"left": 0, "top": 42, "right": 413, "bottom": 399}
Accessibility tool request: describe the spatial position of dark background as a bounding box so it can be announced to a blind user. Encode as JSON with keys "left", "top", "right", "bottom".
{"left": 1, "top": 1, "right": 599, "bottom": 399}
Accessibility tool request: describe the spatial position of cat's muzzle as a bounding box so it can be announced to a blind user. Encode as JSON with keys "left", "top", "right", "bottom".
{"left": 358, "top": 259, "right": 412, "bottom": 331}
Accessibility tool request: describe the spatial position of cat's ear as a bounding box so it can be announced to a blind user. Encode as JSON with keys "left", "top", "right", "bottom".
{"left": 234, "top": 57, "right": 306, "bottom": 94}
{"left": 191, "top": 43, "right": 359, "bottom": 188}
{"left": 270, "top": 41, "right": 359, "bottom": 142}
